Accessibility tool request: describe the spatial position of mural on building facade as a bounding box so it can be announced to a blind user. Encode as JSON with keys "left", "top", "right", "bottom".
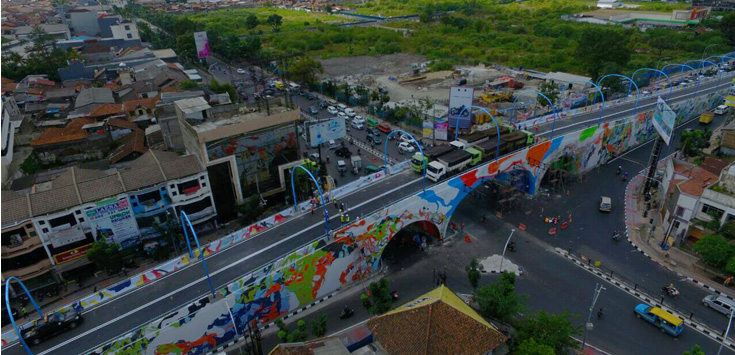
{"left": 84, "top": 90, "right": 726, "bottom": 355}
{"left": 205, "top": 125, "right": 298, "bottom": 190}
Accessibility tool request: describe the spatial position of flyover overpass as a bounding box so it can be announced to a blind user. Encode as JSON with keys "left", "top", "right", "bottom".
{"left": 78, "top": 83, "right": 728, "bottom": 354}
{"left": 2, "top": 72, "right": 731, "bottom": 354}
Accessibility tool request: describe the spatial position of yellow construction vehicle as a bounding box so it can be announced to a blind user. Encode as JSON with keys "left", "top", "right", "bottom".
{"left": 480, "top": 90, "right": 514, "bottom": 105}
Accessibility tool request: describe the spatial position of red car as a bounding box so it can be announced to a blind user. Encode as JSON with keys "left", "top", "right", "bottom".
{"left": 377, "top": 124, "right": 392, "bottom": 134}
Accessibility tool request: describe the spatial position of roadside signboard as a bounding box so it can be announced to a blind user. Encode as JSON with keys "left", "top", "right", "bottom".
{"left": 652, "top": 97, "right": 675, "bottom": 146}
{"left": 194, "top": 31, "right": 210, "bottom": 58}
{"left": 448, "top": 86, "right": 474, "bottom": 130}
{"left": 308, "top": 118, "right": 346, "bottom": 147}
{"left": 86, "top": 198, "right": 140, "bottom": 249}
{"left": 726, "top": 78, "right": 735, "bottom": 107}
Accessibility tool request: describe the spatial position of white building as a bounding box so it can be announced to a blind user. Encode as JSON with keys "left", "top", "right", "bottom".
{"left": 110, "top": 20, "right": 140, "bottom": 41}
{"left": 597, "top": 0, "right": 622, "bottom": 8}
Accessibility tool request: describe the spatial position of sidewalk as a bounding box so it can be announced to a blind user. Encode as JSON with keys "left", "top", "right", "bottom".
{"left": 625, "top": 172, "right": 735, "bottom": 299}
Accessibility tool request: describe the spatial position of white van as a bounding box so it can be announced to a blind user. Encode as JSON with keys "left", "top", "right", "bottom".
{"left": 337, "top": 103, "right": 348, "bottom": 112}
{"left": 288, "top": 82, "right": 301, "bottom": 90}
{"left": 328, "top": 140, "right": 339, "bottom": 149}
{"left": 714, "top": 105, "right": 730, "bottom": 115}
{"left": 703, "top": 295, "right": 735, "bottom": 316}
{"left": 344, "top": 108, "right": 356, "bottom": 118}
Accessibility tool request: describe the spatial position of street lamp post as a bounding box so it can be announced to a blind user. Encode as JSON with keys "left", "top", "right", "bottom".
{"left": 717, "top": 308, "right": 735, "bottom": 355}
{"left": 290, "top": 164, "right": 330, "bottom": 237}
{"left": 165, "top": 210, "right": 180, "bottom": 255}
{"left": 499, "top": 229, "right": 516, "bottom": 273}
{"left": 581, "top": 283, "right": 606, "bottom": 350}
{"left": 180, "top": 211, "right": 217, "bottom": 298}
{"left": 384, "top": 129, "right": 426, "bottom": 193}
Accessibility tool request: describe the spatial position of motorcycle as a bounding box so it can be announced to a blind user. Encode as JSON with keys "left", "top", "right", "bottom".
{"left": 352, "top": 167, "right": 358, "bottom": 176}
{"left": 612, "top": 232, "right": 621, "bottom": 241}
{"left": 622, "top": 172, "right": 628, "bottom": 181}
{"left": 662, "top": 285, "right": 679, "bottom": 297}
{"left": 340, "top": 307, "right": 354, "bottom": 319}
{"left": 597, "top": 308, "right": 604, "bottom": 320}
{"left": 391, "top": 290, "right": 399, "bottom": 301}
{"left": 508, "top": 241, "right": 516, "bottom": 252}
{"left": 616, "top": 166, "right": 622, "bottom": 176}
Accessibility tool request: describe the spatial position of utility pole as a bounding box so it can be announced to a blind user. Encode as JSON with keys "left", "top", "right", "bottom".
{"left": 499, "top": 229, "right": 515, "bottom": 273}
{"left": 581, "top": 283, "right": 606, "bottom": 350}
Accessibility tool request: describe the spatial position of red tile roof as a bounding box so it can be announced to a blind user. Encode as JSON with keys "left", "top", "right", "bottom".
{"left": 106, "top": 117, "right": 137, "bottom": 130}
{"left": 673, "top": 162, "right": 718, "bottom": 197}
{"left": 89, "top": 103, "right": 124, "bottom": 118}
{"left": 109, "top": 129, "right": 148, "bottom": 163}
{"left": 31, "top": 118, "right": 95, "bottom": 147}
{"left": 123, "top": 97, "right": 159, "bottom": 112}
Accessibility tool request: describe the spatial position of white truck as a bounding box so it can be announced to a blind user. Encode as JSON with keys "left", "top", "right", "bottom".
{"left": 426, "top": 149, "right": 473, "bottom": 182}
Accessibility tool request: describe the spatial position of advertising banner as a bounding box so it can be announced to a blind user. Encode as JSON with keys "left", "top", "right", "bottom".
{"left": 53, "top": 244, "right": 93, "bottom": 264}
{"left": 86, "top": 198, "right": 140, "bottom": 249}
{"left": 434, "top": 121, "right": 448, "bottom": 141}
{"left": 422, "top": 120, "right": 433, "bottom": 138}
{"left": 448, "top": 87, "right": 474, "bottom": 130}
{"left": 727, "top": 78, "right": 735, "bottom": 108}
{"left": 308, "top": 118, "right": 347, "bottom": 147}
{"left": 48, "top": 224, "right": 86, "bottom": 248}
{"left": 652, "top": 97, "right": 675, "bottom": 146}
{"left": 194, "top": 31, "right": 210, "bottom": 59}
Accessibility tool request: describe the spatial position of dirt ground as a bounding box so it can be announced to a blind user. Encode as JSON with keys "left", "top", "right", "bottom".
{"left": 319, "top": 53, "right": 427, "bottom": 78}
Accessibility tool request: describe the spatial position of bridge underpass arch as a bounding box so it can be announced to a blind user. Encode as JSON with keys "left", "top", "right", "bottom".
{"left": 378, "top": 220, "right": 442, "bottom": 271}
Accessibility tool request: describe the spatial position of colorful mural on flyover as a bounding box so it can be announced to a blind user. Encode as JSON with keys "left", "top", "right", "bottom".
{"left": 88, "top": 90, "right": 724, "bottom": 355}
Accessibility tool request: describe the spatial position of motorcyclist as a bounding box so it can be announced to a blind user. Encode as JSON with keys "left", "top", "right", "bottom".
{"left": 508, "top": 241, "right": 516, "bottom": 251}
{"left": 622, "top": 172, "right": 628, "bottom": 181}
{"left": 617, "top": 166, "right": 622, "bottom": 175}
{"left": 597, "top": 307, "right": 604, "bottom": 319}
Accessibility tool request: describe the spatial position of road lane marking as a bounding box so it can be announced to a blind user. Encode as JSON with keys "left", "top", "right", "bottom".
{"left": 36, "top": 175, "right": 424, "bottom": 354}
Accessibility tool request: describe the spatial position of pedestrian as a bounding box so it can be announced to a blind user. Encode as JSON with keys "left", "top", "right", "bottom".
{"left": 725, "top": 276, "right": 734, "bottom": 286}
{"left": 94, "top": 286, "right": 97, "bottom": 293}
{"left": 334, "top": 199, "right": 339, "bottom": 211}
{"left": 553, "top": 216, "right": 558, "bottom": 225}
{"left": 421, "top": 236, "right": 427, "bottom": 251}
{"left": 460, "top": 222, "right": 465, "bottom": 232}
{"left": 21, "top": 306, "right": 27, "bottom": 319}
{"left": 341, "top": 202, "right": 345, "bottom": 211}
{"left": 310, "top": 204, "right": 314, "bottom": 215}
{"left": 345, "top": 214, "right": 350, "bottom": 224}
{"left": 568, "top": 213, "right": 573, "bottom": 223}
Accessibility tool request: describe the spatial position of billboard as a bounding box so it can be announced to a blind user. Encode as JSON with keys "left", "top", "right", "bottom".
{"left": 86, "top": 198, "right": 140, "bottom": 249}
{"left": 53, "top": 244, "right": 93, "bottom": 264}
{"left": 48, "top": 224, "right": 86, "bottom": 248}
{"left": 652, "top": 96, "right": 675, "bottom": 146}
{"left": 726, "top": 78, "right": 735, "bottom": 108}
{"left": 423, "top": 120, "right": 433, "bottom": 138}
{"left": 448, "top": 86, "right": 474, "bottom": 131}
{"left": 434, "top": 121, "right": 448, "bottom": 141}
{"left": 194, "top": 31, "right": 210, "bottom": 59}
{"left": 308, "top": 118, "right": 346, "bottom": 147}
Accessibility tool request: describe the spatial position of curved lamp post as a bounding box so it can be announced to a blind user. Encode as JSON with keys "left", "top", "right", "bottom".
{"left": 384, "top": 129, "right": 426, "bottom": 193}
{"left": 559, "top": 80, "right": 606, "bottom": 127}
{"left": 596, "top": 74, "right": 640, "bottom": 115}
{"left": 510, "top": 90, "right": 559, "bottom": 139}
{"left": 180, "top": 211, "right": 216, "bottom": 297}
{"left": 290, "top": 164, "right": 330, "bottom": 237}
{"left": 660, "top": 63, "right": 700, "bottom": 89}
{"left": 685, "top": 59, "right": 721, "bottom": 87}
{"left": 5, "top": 277, "right": 44, "bottom": 355}
{"left": 452, "top": 105, "right": 503, "bottom": 160}
{"left": 631, "top": 68, "right": 672, "bottom": 99}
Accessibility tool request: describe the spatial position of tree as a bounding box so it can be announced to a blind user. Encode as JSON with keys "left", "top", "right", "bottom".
{"left": 683, "top": 344, "right": 706, "bottom": 355}
{"left": 360, "top": 278, "right": 393, "bottom": 315}
{"left": 267, "top": 14, "right": 283, "bottom": 31}
{"left": 694, "top": 235, "right": 734, "bottom": 269}
{"left": 515, "top": 311, "right": 580, "bottom": 354}
{"left": 466, "top": 258, "right": 482, "bottom": 289}
{"left": 575, "top": 27, "right": 631, "bottom": 79}
{"left": 473, "top": 272, "right": 526, "bottom": 323}
{"left": 86, "top": 237, "right": 123, "bottom": 275}
{"left": 290, "top": 57, "right": 324, "bottom": 86}
{"left": 310, "top": 313, "right": 328, "bottom": 338}
{"left": 245, "top": 14, "right": 259, "bottom": 30}
{"left": 537, "top": 81, "right": 560, "bottom": 108}
{"left": 679, "top": 129, "right": 711, "bottom": 157}
{"left": 420, "top": 6, "right": 434, "bottom": 23}
{"left": 209, "top": 79, "right": 237, "bottom": 103}
{"left": 324, "top": 4, "right": 333, "bottom": 13}
{"left": 275, "top": 319, "right": 308, "bottom": 343}
{"left": 517, "top": 338, "right": 555, "bottom": 355}
{"left": 722, "top": 13, "right": 735, "bottom": 46}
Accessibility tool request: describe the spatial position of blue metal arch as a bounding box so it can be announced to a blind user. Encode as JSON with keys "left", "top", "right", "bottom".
{"left": 685, "top": 59, "right": 722, "bottom": 87}
{"left": 559, "top": 80, "right": 606, "bottom": 127}
{"left": 511, "top": 90, "right": 559, "bottom": 139}
{"left": 596, "top": 74, "right": 640, "bottom": 115}
{"left": 660, "top": 63, "right": 699, "bottom": 89}
{"left": 631, "top": 68, "right": 672, "bottom": 99}
{"left": 384, "top": 129, "right": 426, "bottom": 193}
{"left": 290, "top": 164, "right": 330, "bottom": 237}
{"left": 5, "top": 277, "right": 44, "bottom": 355}
{"left": 180, "top": 211, "right": 217, "bottom": 297}
{"left": 452, "top": 105, "right": 503, "bottom": 160}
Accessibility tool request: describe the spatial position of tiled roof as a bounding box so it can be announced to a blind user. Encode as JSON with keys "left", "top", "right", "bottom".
{"left": 366, "top": 285, "right": 506, "bottom": 355}
{"left": 2, "top": 150, "right": 204, "bottom": 224}
{"left": 82, "top": 43, "right": 111, "bottom": 54}
{"left": 109, "top": 129, "right": 148, "bottom": 164}
{"left": 701, "top": 157, "right": 729, "bottom": 177}
{"left": 75, "top": 87, "right": 114, "bottom": 108}
{"left": 106, "top": 117, "right": 137, "bottom": 130}
{"left": 673, "top": 162, "right": 718, "bottom": 197}
{"left": 31, "top": 118, "right": 95, "bottom": 147}
{"left": 45, "top": 88, "right": 77, "bottom": 99}
{"left": 123, "top": 96, "right": 159, "bottom": 112}
{"left": 89, "top": 103, "right": 124, "bottom": 117}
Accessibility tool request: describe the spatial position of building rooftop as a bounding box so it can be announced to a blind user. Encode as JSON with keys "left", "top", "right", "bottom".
{"left": 175, "top": 97, "right": 211, "bottom": 115}
{"left": 185, "top": 104, "right": 299, "bottom": 144}
{"left": 1, "top": 150, "right": 203, "bottom": 225}
{"left": 109, "top": 128, "right": 148, "bottom": 163}
{"left": 75, "top": 87, "right": 115, "bottom": 108}
{"left": 31, "top": 118, "right": 95, "bottom": 147}
{"left": 544, "top": 71, "right": 592, "bottom": 85}
{"left": 673, "top": 161, "right": 718, "bottom": 197}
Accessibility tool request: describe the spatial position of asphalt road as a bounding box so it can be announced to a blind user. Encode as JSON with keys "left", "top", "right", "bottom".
{"left": 7, "top": 68, "right": 733, "bottom": 354}
{"left": 251, "top": 196, "right": 731, "bottom": 355}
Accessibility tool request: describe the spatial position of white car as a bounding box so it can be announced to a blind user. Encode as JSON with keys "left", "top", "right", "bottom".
{"left": 327, "top": 106, "right": 338, "bottom": 115}
{"left": 398, "top": 142, "right": 415, "bottom": 154}
{"left": 353, "top": 115, "right": 365, "bottom": 124}
{"left": 344, "top": 108, "right": 356, "bottom": 118}
{"left": 337, "top": 103, "right": 348, "bottom": 112}
{"left": 351, "top": 121, "right": 365, "bottom": 130}
{"left": 399, "top": 134, "right": 413, "bottom": 144}
{"left": 338, "top": 112, "right": 348, "bottom": 120}
{"left": 236, "top": 68, "right": 246, "bottom": 74}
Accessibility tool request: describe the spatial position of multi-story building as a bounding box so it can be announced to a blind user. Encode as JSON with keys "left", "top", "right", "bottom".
{"left": 693, "top": 0, "right": 735, "bottom": 11}
{"left": 171, "top": 97, "right": 301, "bottom": 221}
{"left": 1, "top": 150, "right": 216, "bottom": 291}
{"left": 65, "top": 9, "right": 101, "bottom": 36}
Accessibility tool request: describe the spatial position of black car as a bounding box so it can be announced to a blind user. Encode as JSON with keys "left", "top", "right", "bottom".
{"left": 335, "top": 146, "right": 352, "bottom": 158}
{"left": 367, "top": 127, "right": 381, "bottom": 137}
{"left": 367, "top": 133, "right": 382, "bottom": 145}
{"left": 299, "top": 90, "right": 306, "bottom": 96}
{"left": 319, "top": 101, "right": 329, "bottom": 109}
{"left": 21, "top": 310, "right": 83, "bottom": 345}
{"left": 306, "top": 92, "right": 316, "bottom": 100}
